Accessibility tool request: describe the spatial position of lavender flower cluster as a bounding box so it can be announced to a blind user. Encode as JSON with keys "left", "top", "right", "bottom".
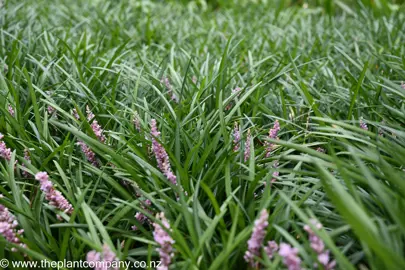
{"left": 153, "top": 212, "right": 175, "bottom": 270}
{"left": 86, "top": 106, "right": 106, "bottom": 143}
{"left": 35, "top": 172, "right": 74, "bottom": 220}
{"left": 233, "top": 122, "right": 241, "bottom": 152}
{"left": 8, "top": 104, "right": 15, "bottom": 117}
{"left": 244, "top": 209, "right": 269, "bottom": 266}
{"left": 161, "top": 77, "right": 179, "bottom": 103}
{"left": 0, "top": 133, "right": 12, "bottom": 161}
{"left": 265, "top": 120, "right": 280, "bottom": 158}
{"left": 244, "top": 129, "right": 251, "bottom": 163}
{"left": 131, "top": 199, "right": 152, "bottom": 231}
{"left": 244, "top": 210, "right": 335, "bottom": 270}
{"left": 151, "top": 119, "right": 177, "bottom": 185}
{"left": 21, "top": 149, "right": 31, "bottom": 178}
{"left": 0, "top": 200, "right": 26, "bottom": 252}
{"left": 304, "top": 219, "right": 336, "bottom": 270}
{"left": 86, "top": 243, "right": 119, "bottom": 270}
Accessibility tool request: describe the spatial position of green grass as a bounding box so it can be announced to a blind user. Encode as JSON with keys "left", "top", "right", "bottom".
{"left": 1, "top": 0, "right": 405, "bottom": 269}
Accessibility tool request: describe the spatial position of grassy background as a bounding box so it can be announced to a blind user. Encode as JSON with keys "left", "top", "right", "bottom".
{"left": 1, "top": 0, "right": 405, "bottom": 269}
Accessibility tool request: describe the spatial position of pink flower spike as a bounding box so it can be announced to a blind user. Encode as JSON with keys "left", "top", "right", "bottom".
{"left": 8, "top": 104, "right": 15, "bottom": 117}
{"left": 78, "top": 141, "right": 99, "bottom": 167}
{"left": 0, "top": 202, "right": 27, "bottom": 253}
{"left": 0, "top": 134, "right": 12, "bottom": 161}
{"left": 278, "top": 243, "right": 302, "bottom": 270}
{"left": 133, "top": 111, "right": 141, "bottom": 132}
{"left": 244, "top": 129, "right": 251, "bottom": 163}
{"left": 304, "top": 219, "right": 335, "bottom": 270}
{"left": 265, "top": 120, "right": 280, "bottom": 158}
{"left": 360, "top": 118, "right": 368, "bottom": 131}
{"left": 35, "top": 172, "right": 74, "bottom": 219}
{"left": 21, "top": 149, "right": 31, "bottom": 178}
{"left": 151, "top": 119, "right": 177, "bottom": 185}
{"left": 47, "top": 106, "right": 57, "bottom": 118}
{"left": 153, "top": 212, "right": 175, "bottom": 270}
{"left": 72, "top": 108, "right": 80, "bottom": 120}
{"left": 244, "top": 209, "right": 269, "bottom": 267}
{"left": 161, "top": 77, "right": 178, "bottom": 103}
{"left": 86, "top": 243, "right": 119, "bottom": 270}
{"left": 401, "top": 81, "right": 405, "bottom": 89}
{"left": 271, "top": 160, "right": 279, "bottom": 184}
{"left": 86, "top": 106, "right": 106, "bottom": 143}
{"left": 233, "top": 122, "right": 241, "bottom": 152}
{"left": 264, "top": 240, "right": 278, "bottom": 259}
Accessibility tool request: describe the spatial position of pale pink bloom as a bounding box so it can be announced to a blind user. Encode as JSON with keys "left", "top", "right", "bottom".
{"left": 78, "top": 141, "right": 99, "bottom": 167}
{"left": 132, "top": 199, "right": 152, "bottom": 231}
{"left": 151, "top": 119, "right": 177, "bottom": 185}
{"left": 316, "top": 147, "right": 325, "bottom": 153}
{"left": 360, "top": 119, "right": 368, "bottom": 131}
{"left": 86, "top": 106, "right": 106, "bottom": 143}
{"left": 264, "top": 240, "right": 278, "bottom": 259}
{"left": 47, "top": 106, "right": 57, "bottom": 118}
{"left": 233, "top": 122, "right": 241, "bottom": 152}
{"left": 244, "top": 129, "right": 251, "bottom": 162}
{"left": 244, "top": 209, "right": 269, "bottom": 266}
{"left": 192, "top": 76, "right": 197, "bottom": 84}
{"left": 0, "top": 133, "right": 12, "bottom": 161}
{"left": 0, "top": 202, "right": 27, "bottom": 252}
{"left": 86, "top": 243, "right": 119, "bottom": 270}
{"left": 21, "top": 149, "right": 31, "bottom": 178}
{"left": 153, "top": 212, "right": 175, "bottom": 270}
{"left": 304, "top": 219, "right": 336, "bottom": 270}
{"left": 72, "top": 108, "right": 80, "bottom": 120}
{"left": 161, "top": 77, "right": 178, "bottom": 103}
{"left": 271, "top": 161, "right": 279, "bottom": 184}
{"left": 8, "top": 104, "right": 14, "bottom": 117}
{"left": 401, "top": 81, "right": 405, "bottom": 89}
{"left": 35, "top": 172, "right": 74, "bottom": 220}
{"left": 265, "top": 120, "right": 280, "bottom": 158}
{"left": 133, "top": 112, "right": 141, "bottom": 132}
{"left": 278, "top": 243, "right": 302, "bottom": 270}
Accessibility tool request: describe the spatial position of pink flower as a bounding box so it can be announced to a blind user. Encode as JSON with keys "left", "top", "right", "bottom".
{"left": 244, "top": 209, "right": 269, "bottom": 266}
{"left": 265, "top": 120, "right": 280, "bottom": 158}
{"left": 151, "top": 119, "right": 177, "bottom": 185}
{"left": 264, "top": 240, "right": 278, "bottom": 259}
{"left": 8, "top": 104, "right": 14, "bottom": 117}
{"left": 278, "top": 243, "right": 302, "bottom": 270}
{"left": 47, "top": 106, "right": 57, "bottom": 118}
{"left": 72, "top": 108, "right": 80, "bottom": 120}
{"left": 233, "top": 122, "right": 241, "bottom": 152}
{"left": 35, "top": 172, "right": 74, "bottom": 220}
{"left": 360, "top": 119, "right": 368, "bottom": 131}
{"left": 244, "top": 129, "right": 251, "bottom": 163}
{"left": 21, "top": 149, "right": 31, "bottom": 178}
{"left": 132, "top": 199, "right": 152, "bottom": 231}
{"left": 316, "top": 147, "right": 325, "bottom": 153}
{"left": 86, "top": 243, "right": 119, "bottom": 270}
{"left": 161, "top": 77, "right": 179, "bottom": 103}
{"left": 0, "top": 202, "right": 27, "bottom": 252}
{"left": 78, "top": 141, "right": 99, "bottom": 167}
{"left": 0, "top": 133, "right": 12, "bottom": 161}
{"left": 401, "top": 81, "right": 405, "bottom": 89}
{"left": 86, "top": 106, "right": 106, "bottom": 143}
{"left": 271, "top": 161, "right": 279, "bottom": 184}
{"left": 133, "top": 112, "right": 141, "bottom": 132}
{"left": 304, "top": 219, "right": 336, "bottom": 270}
{"left": 153, "top": 212, "right": 175, "bottom": 270}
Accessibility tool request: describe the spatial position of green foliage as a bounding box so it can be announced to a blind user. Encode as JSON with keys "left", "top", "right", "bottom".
{"left": 1, "top": 0, "right": 405, "bottom": 269}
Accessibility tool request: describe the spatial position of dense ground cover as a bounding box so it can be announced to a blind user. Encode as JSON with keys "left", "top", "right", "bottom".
{"left": 1, "top": 0, "right": 405, "bottom": 269}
